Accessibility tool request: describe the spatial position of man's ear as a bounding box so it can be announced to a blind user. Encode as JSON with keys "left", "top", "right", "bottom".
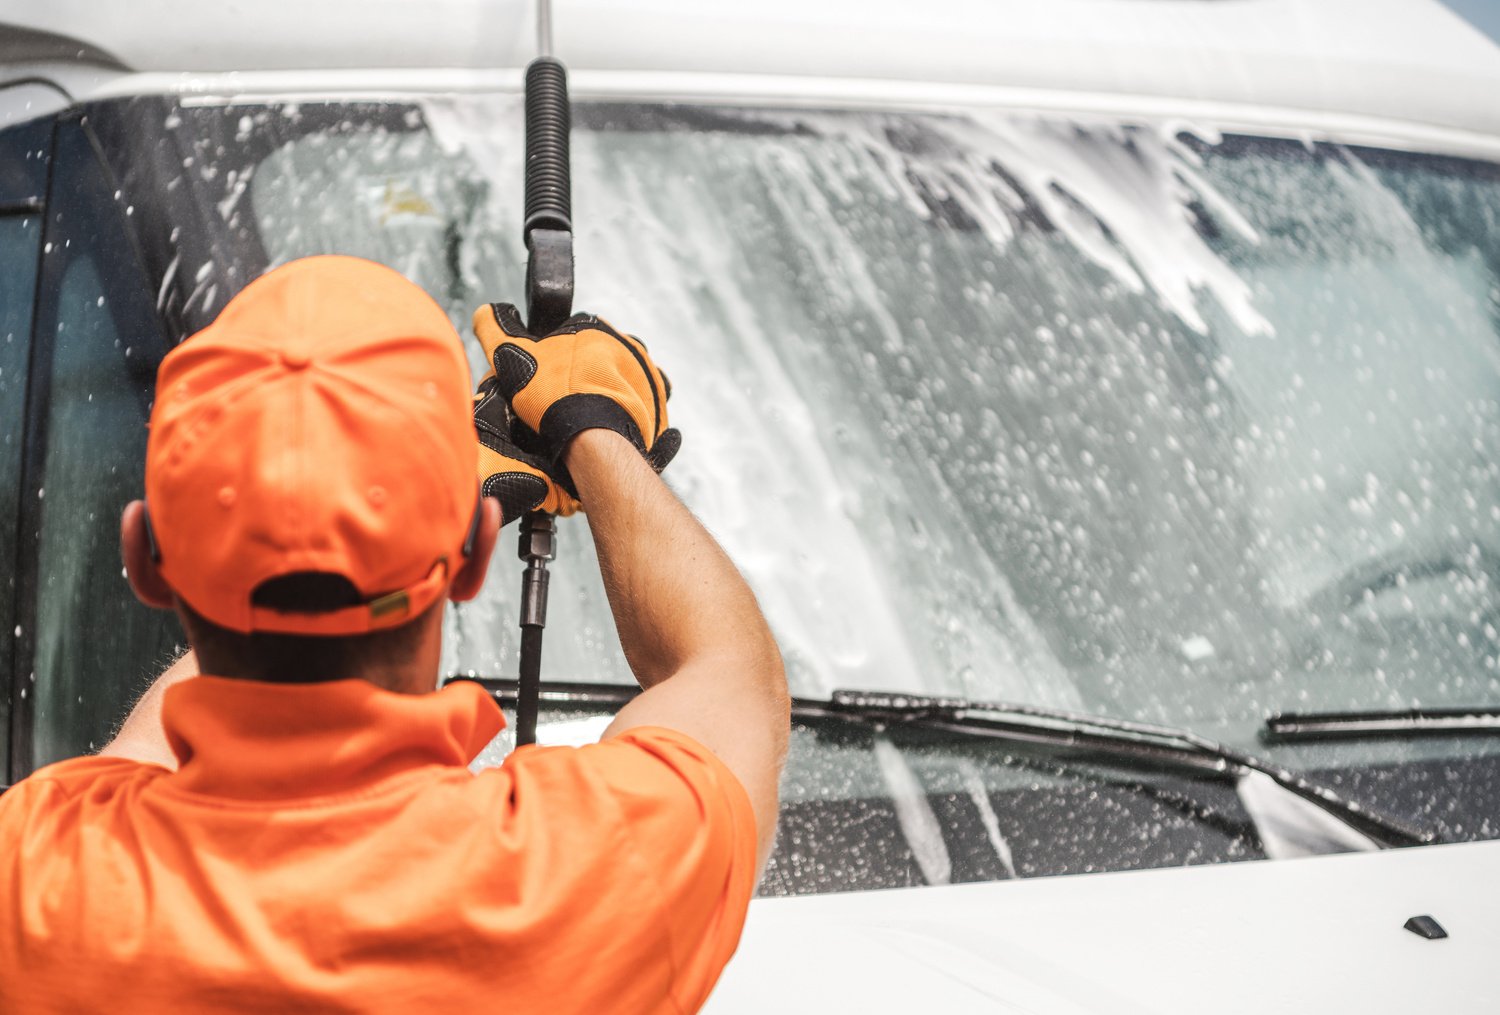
{"left": 121, "top": 500, "right": 174, "bottom": 609}
{"left": 449, "top": 497, "right": 501, "bottom": 603}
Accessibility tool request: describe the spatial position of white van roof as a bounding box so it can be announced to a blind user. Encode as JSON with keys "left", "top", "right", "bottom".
{"left": 5, "top": 0, "right": 1500, "bottom": 144}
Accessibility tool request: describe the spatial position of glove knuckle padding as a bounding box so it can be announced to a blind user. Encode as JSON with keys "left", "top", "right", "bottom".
{"left": 492, "top": 343, "right": 539, "bottom": 400}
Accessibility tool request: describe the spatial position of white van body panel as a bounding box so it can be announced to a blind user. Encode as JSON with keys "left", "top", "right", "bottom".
{"left": 4, "top": 0, "right": 1500, "bottom": 141}
{"left": 710, "top": 840, "right": 1500, "bottom": 1013}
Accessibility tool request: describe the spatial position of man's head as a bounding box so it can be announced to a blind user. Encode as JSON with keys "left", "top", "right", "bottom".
{"left": 121, "top": 255, "right": 499, "bottom": 691}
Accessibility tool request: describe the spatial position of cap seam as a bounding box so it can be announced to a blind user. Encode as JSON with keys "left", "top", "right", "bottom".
{"left": 315, "top": 356, "right": 476, "bottom": 533}
{"left": 292, "top": 361, "right": 308, "bottom": 561}
{"left": 150, "top": 356, "right": 276, "bottom": 469}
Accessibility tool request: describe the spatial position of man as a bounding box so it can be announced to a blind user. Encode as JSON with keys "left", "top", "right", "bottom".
{"left": 0, "top": 255, "right": 789, "bottom": 1013}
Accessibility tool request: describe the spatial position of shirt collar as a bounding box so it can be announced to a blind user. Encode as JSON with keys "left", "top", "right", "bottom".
{"left": 160, "top": 676, "right": 506, "bottom": 801}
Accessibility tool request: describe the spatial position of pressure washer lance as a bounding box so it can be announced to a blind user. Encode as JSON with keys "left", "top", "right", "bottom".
{"left": 515, "top": 0, "right": 574, "bottom": 748}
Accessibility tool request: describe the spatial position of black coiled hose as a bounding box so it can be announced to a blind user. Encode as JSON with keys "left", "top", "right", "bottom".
{"left": 523, "top": 56, "right": 572, "bottom": 242}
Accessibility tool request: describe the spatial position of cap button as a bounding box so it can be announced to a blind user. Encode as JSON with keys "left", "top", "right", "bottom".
{"left": 281, "top": 347, "right": 311, "bottom": 370}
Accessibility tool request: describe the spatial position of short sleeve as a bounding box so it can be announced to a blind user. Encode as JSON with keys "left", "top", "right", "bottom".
{"left": 571, "top": 726, "right": 759, "bottom": 1012}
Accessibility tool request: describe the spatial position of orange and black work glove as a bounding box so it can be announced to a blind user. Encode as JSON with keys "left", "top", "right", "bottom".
{"left": 471, "top": 303, "right": 681, "bottom": 494}
{"left": 473, "top": 383, "right": 581, "bottom": 521}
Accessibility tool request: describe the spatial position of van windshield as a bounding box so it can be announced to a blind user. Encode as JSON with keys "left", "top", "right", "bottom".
{"left": 111, "top": 97, "right": 1499, "bottom": 762}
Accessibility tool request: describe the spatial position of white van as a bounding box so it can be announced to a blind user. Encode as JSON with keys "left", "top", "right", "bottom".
{"left": 3, "top": 1, "right": 1499, "bottom": 1009}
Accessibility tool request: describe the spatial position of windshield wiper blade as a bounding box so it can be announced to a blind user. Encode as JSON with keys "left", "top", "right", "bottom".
{"left": 1264, "top": 707, "right": 1500, "bottom": 743}
{"left": 826, "top": 689, "right": 1434, "bottom": 848}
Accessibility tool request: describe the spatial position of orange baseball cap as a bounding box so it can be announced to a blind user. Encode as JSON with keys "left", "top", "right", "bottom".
{"left": 144, "top": 255, "right": 478, "bottom": 635}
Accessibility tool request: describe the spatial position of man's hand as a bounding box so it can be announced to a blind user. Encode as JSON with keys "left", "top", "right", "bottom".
{"left": 473, "top": 382, "right": 581, "bottom": 521}
{"left": 471, "top": 303, "right": 680, "bottom": 488}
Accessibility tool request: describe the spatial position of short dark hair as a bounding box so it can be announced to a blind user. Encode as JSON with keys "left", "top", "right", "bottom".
{"left": 178, "top": 573, "right": 431, "bottom": 684}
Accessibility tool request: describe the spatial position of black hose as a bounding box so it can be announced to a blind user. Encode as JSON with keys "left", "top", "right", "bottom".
{"left": 523, "top": 57, "right": 572, "bottom": 241}
{"left": 516, "top": 626, "right": 545, "bottom": 747}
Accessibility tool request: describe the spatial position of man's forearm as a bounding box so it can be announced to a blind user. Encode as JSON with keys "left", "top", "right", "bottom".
{"left": 97, "top": 650, "right": 199, "bottom": 768}
{"left": 567, "top": 430, "right": 781, "bottom": 690}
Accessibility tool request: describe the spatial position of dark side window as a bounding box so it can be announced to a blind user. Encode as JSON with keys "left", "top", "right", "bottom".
{"left": 16, "top": 117, "right": 180, "bottom": 772}
{"left": 0, "top": 115, "right": 51, "bottom": 772}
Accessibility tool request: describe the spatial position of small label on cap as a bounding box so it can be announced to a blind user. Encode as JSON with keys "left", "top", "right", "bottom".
{"left": 369, "top": 590, "right": 410, "bottom": 620}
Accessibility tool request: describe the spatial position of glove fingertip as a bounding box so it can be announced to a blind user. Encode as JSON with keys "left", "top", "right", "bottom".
{"left": 648, "top": 428, "right": 682, "bottom": 474}
{"left": 490, "top": 302, "right": 534, "bottom": 339}
{"left": 484, "top": 472, "right": 549, "bottom": 524}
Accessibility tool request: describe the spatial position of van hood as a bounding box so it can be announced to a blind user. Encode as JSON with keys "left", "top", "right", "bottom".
{"left": 707, "top": 840, "right": 1500, "bottom": 1013}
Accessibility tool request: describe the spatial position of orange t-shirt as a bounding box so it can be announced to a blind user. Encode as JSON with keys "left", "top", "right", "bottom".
{"left": 0, "top": 677, "right": 758, "bottom": 1014}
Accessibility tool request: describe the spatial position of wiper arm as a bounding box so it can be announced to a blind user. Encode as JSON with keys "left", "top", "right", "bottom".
{"left": 1264, "top": 707, "right": 1500, "bottom": 743}
{"left": 452, "top": 676, "right": 1435, "bottom": 848}
{"left": 826, "top": 689, "right": 1434, "bottom": 849}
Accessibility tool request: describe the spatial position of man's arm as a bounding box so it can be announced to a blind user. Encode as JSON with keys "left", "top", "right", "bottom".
{"left": 97, "top": 650, "right": 199, "bottom": 768}
{"left": 572, "top": 430, "right": 790, "bottom": 871}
